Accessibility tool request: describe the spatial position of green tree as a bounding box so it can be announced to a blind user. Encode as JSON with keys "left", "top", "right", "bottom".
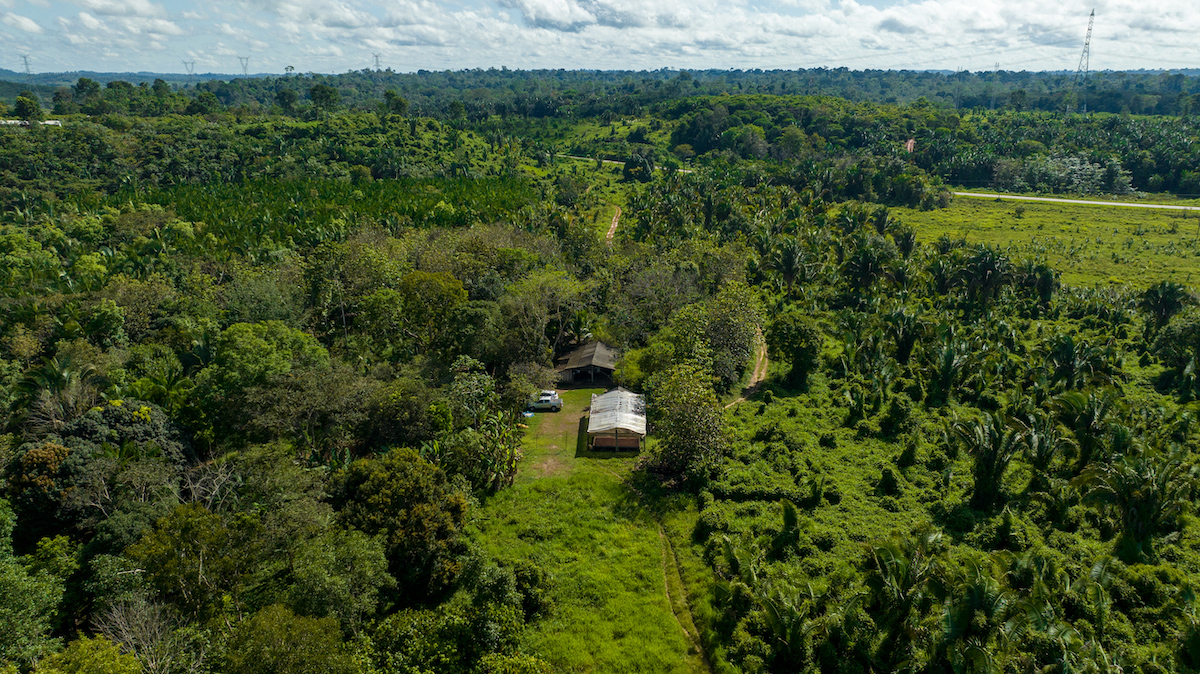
{"left": 448, "top": 356, "right": 498, "bottom": 430}
{"left": 500, "top": 270, "right": 586, "bottom": 365}
{"left": 766, "top": 307, "right": 822, "bottom": 388}
{"left": 35, "top": 636, "right": 140, "bottom": 674}
{"left": 647, "top": 361, "right": 728, "bottom": 487}
{"left": 124, "top": 503, "right": 263, "bottom": 619}
{"left": 184, "top": 92, "right": 222, "bottom": 115}
{"left": 330, "top": 449, "right": 469, "bottom": 601}
{"left": 274, "top": 88, "right": 298, "bottom": 112}
{"left": 0, "top": 499, "right": 63, "bottom": 667}
{"left": 1140, "top": 280, "right": 1193, "bottom": 334}
{"left": 13, "top": 95, "right": 42, "bottom": 122}
{"left": 193, "top": 321, "right": 329, "bottom": 447}
{"left": 225, "top": 605, "right": 356, "bottom": 674}
{"left": 309, "top": 84, "right": 341, "bottom": 112}
{"left": 398, "top": 271, "right": 467, "bottom": 353}
{"left": 383, "top": 89, "right": 408, "bottom": 115}
{"left": 287, "top": 527, "right": 395, "bottom": 634}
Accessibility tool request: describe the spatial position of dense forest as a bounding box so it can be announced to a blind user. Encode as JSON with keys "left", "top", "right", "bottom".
{"left": 6, "top": 66, "right": 1200, "bottom": 118}
{"left": 4, "top": 66, "right": 1200, "bottom": 673}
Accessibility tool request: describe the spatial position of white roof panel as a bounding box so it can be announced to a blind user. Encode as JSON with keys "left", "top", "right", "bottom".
{"left": 587, "top": 388, "right": 646, "bottom": 436}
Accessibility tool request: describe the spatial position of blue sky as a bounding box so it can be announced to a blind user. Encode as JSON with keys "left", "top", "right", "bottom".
{"left": 1, "top": 0, "right": 1196, "bottom": 75}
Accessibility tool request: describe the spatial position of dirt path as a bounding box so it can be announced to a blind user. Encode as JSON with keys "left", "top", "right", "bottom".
{"left": 606, "top": 206, "right": 622, "bottom": 242}
{"left": 595, "top": 461, "right": 715, "bottom": 674}
{"left": 954, "top": 191, "right": 1200, "bottom": 212}
{"left": 658, "top": 525, "right": 715, "bottom": 673}
{"left": 725, "top": 329, "right": 768, "bottom": 409}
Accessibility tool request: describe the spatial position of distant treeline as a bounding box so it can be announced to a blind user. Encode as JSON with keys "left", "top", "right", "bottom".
{"left": 4, "top": 67, "right": 1200, "bottom": 117}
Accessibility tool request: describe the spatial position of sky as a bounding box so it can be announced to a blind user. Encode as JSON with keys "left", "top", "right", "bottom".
{"left": 0, "top": 0, "right": 1197, "bottom": 76}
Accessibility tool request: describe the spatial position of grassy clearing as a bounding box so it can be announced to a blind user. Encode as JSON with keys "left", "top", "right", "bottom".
{"left": 469, "top": 388, "right": 708, "bottom": 674}
{"left": 897, "top": 196, "right": 1200, "bottom": 287}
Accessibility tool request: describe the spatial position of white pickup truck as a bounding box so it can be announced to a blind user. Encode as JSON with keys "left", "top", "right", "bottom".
{"left": 527, "top": 390, "right": 563, "bottom": 412}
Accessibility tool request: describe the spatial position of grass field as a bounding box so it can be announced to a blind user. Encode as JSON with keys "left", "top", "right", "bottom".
{"left": 469, "top": 388, "right": 710, "bottom": 674}
{"left": 898, "top": 196, "right": 1200, "bottom": 287}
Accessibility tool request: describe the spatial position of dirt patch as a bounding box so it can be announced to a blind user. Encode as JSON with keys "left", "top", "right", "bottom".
{"left": 531, "top": 455, "right": 570, "bottom": 477}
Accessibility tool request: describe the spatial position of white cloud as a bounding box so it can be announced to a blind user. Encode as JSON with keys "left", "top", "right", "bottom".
{"left": 3, "top": 11, "right": 44, "bottom": 32}
{"left": 77, "top": 10, "right": 103, "bottom": 28}
{"left": 5, "top": 0, "right": 1200, "bottom": 75}
{"left": 72, "top": 0, "right": 165, "bottom": 17}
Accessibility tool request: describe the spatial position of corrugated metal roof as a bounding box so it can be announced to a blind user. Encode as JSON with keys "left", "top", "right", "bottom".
{"left": 587, "top": 388, "right": 646, "bottom": 436}
{"left": 559, "top": 341, "right": 619, "bottom": 371}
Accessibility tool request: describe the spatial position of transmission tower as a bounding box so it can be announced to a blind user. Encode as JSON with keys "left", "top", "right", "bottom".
{"left": 372, "top": 53, "right": 382, "bottom": 70}
{"left": 237, "top": 56, "right": 249, "bottom": 77}
{"left": 20, "top": 54, "right": 32, "bottom": 85}
{"left": 182, "top": 60, "right": 195, "bottom": 83}
{"left": 1074, "top": 9, "right": 1094, "bottom": 114}
{"left": 990, "top": 62, "right": 999, "bottom": 110}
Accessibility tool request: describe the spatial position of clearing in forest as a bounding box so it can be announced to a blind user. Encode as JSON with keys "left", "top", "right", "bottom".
{"left": 470, "top": 388, "right": 711, "bottom": 674}
{"left": 898, "top": 196, "right": 1200, "bottom": 287}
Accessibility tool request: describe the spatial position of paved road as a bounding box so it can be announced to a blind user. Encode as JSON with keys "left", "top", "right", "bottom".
{"left": 954, "top": 192, "right": 1200, "bottom": 212}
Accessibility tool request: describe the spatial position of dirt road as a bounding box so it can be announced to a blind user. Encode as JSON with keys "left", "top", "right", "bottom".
{"left": 953, "top": 192, "right": 1200, "bottom": 212}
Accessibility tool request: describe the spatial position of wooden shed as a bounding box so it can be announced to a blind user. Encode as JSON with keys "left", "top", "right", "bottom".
{"left": 587, "top": 388, "right": 646, "bottom": 451}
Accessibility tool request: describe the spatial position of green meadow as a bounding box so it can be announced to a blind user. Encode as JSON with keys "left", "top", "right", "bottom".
{"left": 898, "top": 196, "right": 1200, "bottom": 287}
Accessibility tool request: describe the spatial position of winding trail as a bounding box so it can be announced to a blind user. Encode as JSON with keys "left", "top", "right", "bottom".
{"left": 725, "top": 329, "right": 769, "bottom": 409}
{"left": 953, "top": 191, "right": 1200, "bottom": 212}
{"left": 607, "top": 206, "right": 622, "bottom": 242}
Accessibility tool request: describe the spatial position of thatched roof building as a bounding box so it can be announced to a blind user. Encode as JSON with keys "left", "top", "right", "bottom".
{"left": 556, "top": 340, "right": 618, "bottom": 383}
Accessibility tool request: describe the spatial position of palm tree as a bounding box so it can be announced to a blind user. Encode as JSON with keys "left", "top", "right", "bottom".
{"left": 885, "top": 305, "right": 925, "bottom": 366}
{"left": 866, "top": 526, "right": 946, "bottom": 669}
{"left": 927, "top": 256, "right": 962, "bottom": 296}
{"left": 1013, "top": 260, "right": 1059, "bottom": 313}
{"left": 952, "top": 413, "right": 1028, "bottom": 510}
{"left": 925, "top": 325, "right": 967, "bottom": 407}
{"left": 1042, "top": 334, "right": 1114, "bottom": 392}
{"left": 843, "top": 234, "right": 896, "bottom": 296}
{"left": 768, "top": 236, "right": 808, "bottom": 297}
{"left": 1074, "top": 450, "right": 1197, "bottom": 562}
{"left": 1023, "top": 411, "right": 1077, "bottom": 492}
{"left": 959, "top": 246, "right": 1012, "bottom": 313}
{"left": 938, "top": 555, "right": 1013, "bottom": 673}
{"left": 1140, "top": 280, "right": 1193, "bottom": 334}
{"left": 1053, "top": 390, "right": 1117, "bottom": 472}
